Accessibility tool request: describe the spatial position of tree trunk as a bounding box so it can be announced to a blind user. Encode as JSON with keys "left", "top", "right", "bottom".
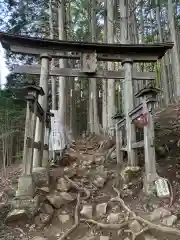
{"left": 49, "top": 0, "right": 56, "bottom": 110}
{"left": 107, "top": 0, "right": 115, "bottom": 136}
{"left": 102, "top": 0, "right": 108, "bottom": 133}
{"left": 168, "top": 0, "right": 180, "bottom": 99}
{"left": 69, "top": 76, "right": 76, "bottom": 140}
{"left": 57, "top": 0, "right": 68, "bottom": 149}
{"left": 90, "top": 0, "right": 100, "bottom": 135}
{"left": 155, "top": 0, "right": 169, "bottom": 105}
{"left": 58, "top": 0, "right": 66, "bottom": 124}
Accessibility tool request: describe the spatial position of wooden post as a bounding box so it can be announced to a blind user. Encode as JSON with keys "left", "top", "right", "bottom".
{"left": 42, "top": 112, "right": 52, "bottom": 167}
{"left": 122, "top": 59, "right": 137, "bottom": 166}
{"left": 115, "top": 123, "right": 123, "bottom": 167}
{"left": 22, "top": 101, "right": 34, "bottom": 175}
{"left": 16, "top": 86, "right": 43, "bottom": 197}
{"left": 112, "top": 113, "right": 124, "bottom": 167}
{"left": 42, "top": 126, "right": 49, "bottom": 167}
{"left": 33, "top": 53, "right": 51, "bottom": 168}
{"left": 143, "top": 100, "right": 157, "bottom": 183}
{"left": 135, "top": 87, "right": 160, "bottom": 194}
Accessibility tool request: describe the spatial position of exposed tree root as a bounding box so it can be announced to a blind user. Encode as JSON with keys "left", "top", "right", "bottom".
{"left": 166, "top": 178, "right": 174, "bottom": 206}
{"left": 112, "top": 184, "right": 180, "bottom": 238}
{"left": 80, "top": 218, "right": 129, "bottom": 229}
{"left": 64, "top": 175, "right": 90, "bottom": 200}
{"left": 135, "top": 216, "right": 180, "bottom": 237}
{"left": 58, "top": 166, "right": 179, "bottom": 240}
{"left": 125, "top": 226, "right": 149, "bottom": 240}
{"left": 58, "top": 193, "right": 80, "bottom": 240}
{"left": 132, "top": 226, "right": 149, "bottom": 240}
{"left": 105, "top": 145, "right": 116, "bottom": 161}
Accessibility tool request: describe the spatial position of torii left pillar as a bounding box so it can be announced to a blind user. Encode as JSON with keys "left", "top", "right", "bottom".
{"left": 122, "top": 59, "right": 137, "bottom": 166}
{"left": 33, "top": 53, "right": 51, "bottom": 169}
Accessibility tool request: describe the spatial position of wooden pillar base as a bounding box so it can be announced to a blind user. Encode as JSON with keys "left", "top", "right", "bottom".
{"left": 33, "top": 119, "right": 42, "bottom": 168}
{"left": 42, "top": 126, "right": 49, "bottom": 167}
{"left": 143, "top": 173, "right": 158, "bottom": 196}
{"left": 9, "top": 195, "right": 39, "bottom": 220}
{"left": 115, "top": 124, "right": 123, "bottom": 167}
{"left": 42, "top": 150, "right": 49, "bottom": 167}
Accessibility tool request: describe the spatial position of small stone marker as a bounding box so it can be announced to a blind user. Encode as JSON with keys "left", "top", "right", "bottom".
{"left": 155, "top": 178, "right": 170, "bottom": 198}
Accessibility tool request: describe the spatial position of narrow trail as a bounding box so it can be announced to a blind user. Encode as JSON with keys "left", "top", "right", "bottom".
{"left": 1, "top": 135, "right": 180, "bottom": 240}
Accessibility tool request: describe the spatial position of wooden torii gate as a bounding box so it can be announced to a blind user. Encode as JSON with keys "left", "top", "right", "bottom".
{"left": 0, "top": 32, "right": 173, "bottom": 212}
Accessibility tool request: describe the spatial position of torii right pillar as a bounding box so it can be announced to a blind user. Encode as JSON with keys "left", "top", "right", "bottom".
{"left": 32, "top": 53, "right": 51, "bottom": 189}
{"left": 33, "top": 53, "right": 51, "bottom": 169}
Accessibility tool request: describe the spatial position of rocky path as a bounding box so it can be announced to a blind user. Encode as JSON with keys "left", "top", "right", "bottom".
{"left": 1, "top": 135, "right": 180, "bottom": 240}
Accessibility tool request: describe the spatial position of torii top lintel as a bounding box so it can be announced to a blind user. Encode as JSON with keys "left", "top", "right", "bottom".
{"left": 0, "top": 32, "right": 173, "bottom": 62}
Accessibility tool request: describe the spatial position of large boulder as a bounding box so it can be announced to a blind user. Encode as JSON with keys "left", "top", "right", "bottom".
{"left": 56, "top": 177, "right": 71, "bottom": 192}
{"left": 40, "top": 203, "right": 54, "bottom": 215}
{"left": 96, "top": 203, "right": 107, "bottom": 218}
{"left": 107, "top": 213, "right": 122, "bottom": 224}
{"left": 80, "top": 205, "right": 93, "bottom": 219}
{"left": 128, "top": 220, "right": 143, "bottom": 233}
{"left": 33, "top": 167, "right": 49, "bottom": 187}
{"left": 47, "top": 192, "right": 75, "bottom": 208}
{"left": 6, "top": 209, "right": 28, "bottom": 223}
{"left": 162, "top": 215, "right": 177, "bottom": 226}
{"left": 150, "top": 207, "right": 171, "bottom": 221}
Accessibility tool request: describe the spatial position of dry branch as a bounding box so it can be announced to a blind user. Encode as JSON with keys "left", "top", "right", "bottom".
{"left": 125, "top": 226, "right": 149, "bottom": 240}
{"left": 64, "top": 175, "right": 90, "bottom": 200}
{"left": 105, "top": 145, "right": 116, "bottom": 161}
{"left": 132, "top": 226, "right": 149, "bottom": 240}
{"left": 135, "top": 216, "right": 180, "bottom": 237}
{"left": 80, "top": 218, "right": 129, "bottom": 229}
{"left": 58, "top": 193, "right": 81, "bottom": 240}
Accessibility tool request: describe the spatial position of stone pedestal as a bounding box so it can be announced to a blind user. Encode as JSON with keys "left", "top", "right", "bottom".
{"left": 32, "top": 167, "right": 49, "bottom": 188}
{"left": 16, "top": 175, "right": 35, "bottom": 198}
{"left": 11, "top": 195, "right": 39, "bottom": 219}
{"left": 10, "top": 175, "right": 39, "bottom": 220}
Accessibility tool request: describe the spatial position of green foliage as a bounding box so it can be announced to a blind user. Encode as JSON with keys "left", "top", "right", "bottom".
{"left": 0, "top": 89, "right": 26, "bottom": 135}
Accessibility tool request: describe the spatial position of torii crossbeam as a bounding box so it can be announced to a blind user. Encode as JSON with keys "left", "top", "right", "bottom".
{"left": 0, "top": 32, "right": 173, "bottom": 62}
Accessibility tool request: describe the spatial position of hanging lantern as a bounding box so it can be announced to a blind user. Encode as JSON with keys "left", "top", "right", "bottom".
{"left": 133, "top": 112, "right": 148, "bottom": 128}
